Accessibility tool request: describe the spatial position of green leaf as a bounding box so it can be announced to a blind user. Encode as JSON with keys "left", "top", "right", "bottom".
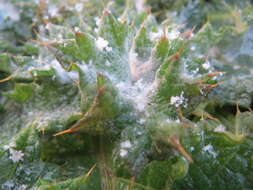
{"left": 75, "top": 32, "right": 97, "bottom": 62}
{"left": 99, "top": 11, "right": 130, "bottom": 51}
{"left": 3, "top": 83, "right": 33, "bottom": 103}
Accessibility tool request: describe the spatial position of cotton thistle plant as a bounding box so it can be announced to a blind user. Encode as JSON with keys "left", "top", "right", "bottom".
{"left": 0, "top": 4, "right": 222, "bottom": 189}
{"left": 1, "top": 1, "right": 253, "bottom": 190}
{"left": 46, "top": 4, "right": 220, "bottom": 173}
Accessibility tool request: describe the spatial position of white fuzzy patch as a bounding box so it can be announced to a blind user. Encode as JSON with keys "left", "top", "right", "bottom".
{"left": 48, "top": 6, "right": 59, "bottom": 17}
{"left": 95, "top": 37, "right": 112, "bottom": 52}
{"left": 214, "top": 124, "right": 226, "bottom": 132}
{"left": 168, "top": 30, "right": 180, "bottom": 40}
{"left": 3, "top": 141, "right": 16, "bottom": 150}
{"left": 74, "top": 26, "right": 81, "bottom": 33}
{"left": 119, "top": 149, "right": 128, "bottom": 157}
{"left": 116, "top": 79, "right": 154, "bottom": 112}
{"left": 170, "top": 92, "right": 188, "bottom": 108}
{"left": 202, "top": 61, "right": 211, "bottom": 70}
{"left": 18, "top": 184, "right": 28, "bottom": 190}
{"left": 134, "top": 0, "right": 145, "bottom": 13}
{"left": 138, "top": 118, "right": 146, "bottom": 125}
{"left": 150, "top": 30, "right": 163, "bottom": 42}
{"left": 75, "top": 3, "right": 83, "bottom": 12}
{"left": 9, "top": 149, "right": 24, "bottom": 163}
{"left": 202, "top": 144, "right": 218, "bottom": 158}
{"left": 121, "top": 140, "right": 132, "bottom": 149}
{"left": 94, "top": 17, "right": 101, "bottom": 26}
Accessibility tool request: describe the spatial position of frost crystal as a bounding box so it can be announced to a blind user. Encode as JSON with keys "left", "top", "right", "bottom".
{"left": 120, "top": 149, "right": 128, "bottom": 157}
{"left": 116, "top": 78, "right": 154, "bottom": 112}
{"left": 3, "top": 141, "right": 16, "bottom": 150}
{"left": 190, "top": 45, "right": 196, "bottom": 51}
{"left": 138, "top": 118, "right": 146, "bottom": 125}
{"left": 75, "top": 3, "right": 83, "bottom": 12}
{"left": 121, "top": 140, "right": 132, "bottom": 148}
{"left": 48, "top": 6, "right": 58, "bottom": 17}
{"left": 95, "top": 37, "right": 112, "bottom": 52}
{"left": 170, "top": 92, "right": 188, "bottom": 108}
{"left": 105, "top": 60, "right": 111, "bottom": 66}
{"left": 9, "top": 149, "right": 24, "bottom": 163}
{"left": 214, "top": 124, "right": 226, "bottom": 132}
{"left": 94, "top": 17, "right": 101, "bottom": 26}
{"left": 202, "top": 144, "right": 217, "bottom": 158}
{"left": 74, "top": 27, "right": 81, "bottom": 33}
{"left": 50, "top": 59, "right": 79, "bottom": 84}
{"left": 19, "top": 184, "right": 28, "bottom": 190}
{"left": 1, "top": 180, "right": 15, "bottom": 189}
{"left": 150, "top": 30, "right": 163, "bottom": 42}
{"left": 117, "top": 17, "right": 123, "bottom": 22}
{"left": 94, "top": 28, "right": 99, "bottom": 34}
{"left": 202, "top": 61, "right": 211, "bottom": 70}
{"left": 168, "top": 30, "right": 180, "bottom": 40}
{"left": 134, "top": 0, "right": 145, "bottom": 13}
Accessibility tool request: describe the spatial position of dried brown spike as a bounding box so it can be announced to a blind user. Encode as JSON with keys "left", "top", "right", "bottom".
{"left": 204, "top": 82, "right": 223, "bottom": 90}
{"left": 53, "top": 127, "right": 80, "bottom": 136}
{"left": 207, "top": 72, "right": 225, "bottom": 78}
{"left": 169, "top": 136, "right": 193, "bottom": 163}
{"left": 31, "top": 40, "right": 57, "bottom": 47}
{"left": 170, "top": 52, "right": 180, "bottom": 61}
{"left": 0, "top": 75, "right": 12, "bottom": 83}
{"left": 75, "top": 31, "right": 82, "bottom": 36}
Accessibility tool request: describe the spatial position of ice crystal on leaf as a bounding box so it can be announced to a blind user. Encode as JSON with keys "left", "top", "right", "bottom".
{"left": 214, "top": 125, "right": 226, "bottom": 132}
{"left": 95, "top": 37, "right": 112, "bottom": 52}
{"left": 75, "top": 3, "right": 83, "bottom": 12}
{"left": 9, "top": 149, "right": 24, "bottom": 163}
{"left": 170, "top": 92, "right": 188, "bottom": 108}
{"left": 121, "top": 140, "right": 132, "bottom": 148}
{"left": 120, "top": 149, "right": 128, "bottom": 157}
{"left": 202, "top": 61, "right": 211, "bottom": 70}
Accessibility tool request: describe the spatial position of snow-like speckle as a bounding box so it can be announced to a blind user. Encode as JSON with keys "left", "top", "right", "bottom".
{"left": 121, "top": 140, "right": 132, "bottom": 149}
{"left": 138, "top": 118, "right": 146, "bottom": 125}
{"left": 202, "top": 144, "right": 218, "bottom": 158}
{"left": 190, "top": 45, "right": 196, "bottom": 51}
{"left": 134, "top": 0, "right": 145, "bottom": 13}
{"left": 120, "top": 149, "right": 128, "bottom": 157}
{"left": 18, "top": 184, "right": 28, "bottom": 190}
{"left": 95, "top": 37, "right": 112, "bottom": 52}
{"left": 9, "top": 149, "right": 24, "bottom": 163}
{"left": 117, "top": 17, "right": 123, "bottom": 22}
{"left": 75, "top": 3, "right": 83, "bottom": 12}
{"left": 214, "top": 124, "right": 226, "bottom": 132}
{"left": 50, "top": 59, "right": 79, "bottom": 84}
{"left": 105, "top": 60, "right": 111, "bottom": 67}
{"left": 116, "top": 79, "right": 154, "bottom": 112}
{"left": 68, "top": 71, "right": 79, "bottom": 81}
{"left": 28, "top": 111, "right": 34, "bottom": 116}
{"left": 74, "top": 26, "right": 81, "bottom": 33}
{"left": 150, "top": 30, "right": 163, "bottom": 42}
{"left": 170, "top": 91, "right": 188, "bottom": 108}
{"left": 48, "top": 6, "right": 58, "bottom": 17}
{"left": 1, "top": 180, "right": 15, "bottom": 189}
{"left": 202, "top": 61, "right": 211, "bottom": 70}
{"left": 3, "top": 141, "right": 16, "bottom": 150}
{"left": 168, "top": 30, "right": 180, "bottom": 40}
{"left": 0, "top": 0, "right": 20, "bottom": 23}
{"left": 45, "top": 23, "right": 52, "bottom": 30}
{"left": 94, "top": 17, "right": 101, "bottom": 26}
